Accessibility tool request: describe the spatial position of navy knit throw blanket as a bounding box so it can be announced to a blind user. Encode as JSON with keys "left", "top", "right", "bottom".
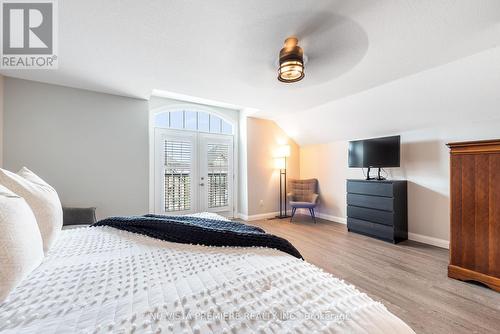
{"left": 93, "top": 214, "right": 303, "bottom": 259}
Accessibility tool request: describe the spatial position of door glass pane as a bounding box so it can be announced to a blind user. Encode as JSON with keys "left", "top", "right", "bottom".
{"left": 164, "top": 140, "right": 191, "bottom": 212}
{"left": 221, "top": 120, "right": 232, "bottom": 134}
{"left": 209, "top": 115, "right": 222, "bottom": 133}
{"left": 185, "top": 111, "right": 197, "bottom": 130}
{"left": 170, "top": 111, "right": 184, "bottom": 129}
{"left": 154, "top": 112, "right": 169, "bottom": 128}
{"left": 198, "top": 112, "right": 209, "bottom": 132}
{"left": 207, "top": 143, "right": 229, "bottom": 208}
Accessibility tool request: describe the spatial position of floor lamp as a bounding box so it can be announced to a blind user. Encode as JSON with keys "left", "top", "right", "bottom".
{"left": 274, "top": 145, "right": 291, "bottom": 219}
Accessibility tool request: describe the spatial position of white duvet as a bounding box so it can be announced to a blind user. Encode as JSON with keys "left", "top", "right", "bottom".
{"left": 0, "top": 213, "right": 414, "bottom": 333}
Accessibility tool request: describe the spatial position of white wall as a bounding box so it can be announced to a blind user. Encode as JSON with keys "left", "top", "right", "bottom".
{"left": 300, "top": 141, "right": 356, "bottom": 223}
{"left": 238, "top": 113, "right": 249, "bottom": 217}
{"left": 3, "top": 77, "right": 150, "bottom": 219}
{"left": 301, "top": 118, "right": 500, "bottom": 248}
{"left": 244, "top": 117, "right": 300, "bottom": 219}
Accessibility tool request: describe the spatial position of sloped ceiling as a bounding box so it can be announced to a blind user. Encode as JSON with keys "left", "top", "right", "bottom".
{"left": 2, "top": 0, "right": 500, "bottom": 144}
{"left": 278, "top": 46, "right": 500, "bottom": 145}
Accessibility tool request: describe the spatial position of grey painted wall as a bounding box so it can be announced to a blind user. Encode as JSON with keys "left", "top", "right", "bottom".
{"left": 3, "top": 78, "right": 150, "bottom": 219}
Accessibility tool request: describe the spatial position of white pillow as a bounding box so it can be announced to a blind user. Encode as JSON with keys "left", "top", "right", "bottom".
{"left": 0, "top": 185, "right": 44, "bottom": 302}
{"left": 0, "top": 168, "right": 63, "bottom": 252}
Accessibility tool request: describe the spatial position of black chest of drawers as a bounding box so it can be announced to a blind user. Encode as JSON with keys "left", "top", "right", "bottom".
{"left": 346, "top": 179, "right": 408, "bottom": 243}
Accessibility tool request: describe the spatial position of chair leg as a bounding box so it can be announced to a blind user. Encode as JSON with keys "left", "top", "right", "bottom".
{"left": 290, "top": 207, "right": 296, "bottom": 222}
{"left": 309, "top": 208, "right": 317, "bottom": 223}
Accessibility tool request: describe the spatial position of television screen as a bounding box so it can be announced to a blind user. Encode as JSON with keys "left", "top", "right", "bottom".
{"left": 348, "top": 135, "right": 400, "bottom": 168}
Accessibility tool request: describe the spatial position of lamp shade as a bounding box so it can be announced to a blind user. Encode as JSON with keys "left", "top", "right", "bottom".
{"left": 274, "top": 157, "right": 286, "bottom": 170}
{"left": 275, "top": 144, "right": 291, "bottom": 158}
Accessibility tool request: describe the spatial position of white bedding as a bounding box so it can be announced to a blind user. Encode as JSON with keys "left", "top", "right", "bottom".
{"left": 0, "top": 213, "right": 414, "bottom": 333}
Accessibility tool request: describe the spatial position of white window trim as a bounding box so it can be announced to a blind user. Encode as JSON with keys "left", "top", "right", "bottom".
{"left": 152, "top": 103, "right": 234, "bottom": 134}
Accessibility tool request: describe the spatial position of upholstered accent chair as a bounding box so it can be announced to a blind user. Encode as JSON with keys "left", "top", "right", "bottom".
{"left": 287, "top": 179, "right": 319, "bottom": 223}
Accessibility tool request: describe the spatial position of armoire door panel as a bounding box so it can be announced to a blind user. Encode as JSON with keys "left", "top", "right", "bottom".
{"left": 489, "top": 154, "right": 500, "bottom": 277}
{"left": 450, "top": 155, "right": 463, "bottom": 266}
{"left": 460, "top": 155, "right": 476, "bottom": 269}
{"left": 474, "top": 154, "right": 490, "bottom": 273}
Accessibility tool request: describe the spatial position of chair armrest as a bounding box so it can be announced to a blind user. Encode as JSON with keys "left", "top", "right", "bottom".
{"left": 287, "top": 192, "right": 295, "bottom": 202}
{"left": 310, "top": 193, "right": 319, "bottom": 204}
{"left": 63, "top": 207, "right": 97, "bottom": 226}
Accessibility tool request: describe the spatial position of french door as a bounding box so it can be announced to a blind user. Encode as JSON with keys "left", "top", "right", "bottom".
{"left": 154, "top": 128, "right": 234, "bottom": 217}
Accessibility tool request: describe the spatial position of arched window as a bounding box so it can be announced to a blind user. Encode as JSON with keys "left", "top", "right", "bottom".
{"left": 154, "top": 110, "right": 233, "bottom": 134}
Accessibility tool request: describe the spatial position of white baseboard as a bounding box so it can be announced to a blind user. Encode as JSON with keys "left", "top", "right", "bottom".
{"left": 316, "top": 212, "right": 347, "bottom": 224}
{"left": 408, "top": 233, "right": 449, "bottom": 249}
{"left": 306, "top": 210, "right": 449, "bottom": 249}
{"left": 295, "top": 208, "right": 346, "bottom": 224}
{"left": 237, "top": 213, "right": 249, "bottom": 221}
{"left": 239, "top": 210, "right": 449, "bottom": 249}
{"left": 237, "top": 211, "right": 291, "bottom": 221}
{"left": 238, "top": 209, "right": 344, "bottom": 223}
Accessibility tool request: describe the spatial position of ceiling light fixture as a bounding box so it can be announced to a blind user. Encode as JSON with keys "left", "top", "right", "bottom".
{"left": 278, "top": 37, "right": 305, "bottom": 83}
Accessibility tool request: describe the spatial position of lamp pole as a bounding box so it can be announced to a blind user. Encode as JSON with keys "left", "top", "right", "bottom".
{"left": 271, "top": 144, "right": 291, "bottom": 220}
{"left": 283, "top": 156, "right": 287, "bottom": 216}
{"left": 279, "top": 163, "right": 282, "bottom": 216}
{"left": 276, "top": 156, "right": 289, "bottom": 219}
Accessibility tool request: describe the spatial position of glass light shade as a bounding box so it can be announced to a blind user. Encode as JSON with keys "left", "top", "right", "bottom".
{"left": 275, "top": 144, "right": 291, "bottom": 158}
{"left": 278, "top": 60, "right": 304, "bottom": 82}
{"left": 274, "top": 157, "right": 286, "bottom": 170}
{"left": 278, "top": 37, "right": 305, "bottom": 83}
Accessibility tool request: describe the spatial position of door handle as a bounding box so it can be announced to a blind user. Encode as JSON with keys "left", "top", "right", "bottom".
{"left": 199, "top": 183, "right": 205, "bottom": 186}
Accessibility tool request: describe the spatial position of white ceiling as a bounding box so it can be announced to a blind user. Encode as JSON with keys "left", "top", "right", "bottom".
{"left": 2, "top": 0, "right": 500, "bottom": 144}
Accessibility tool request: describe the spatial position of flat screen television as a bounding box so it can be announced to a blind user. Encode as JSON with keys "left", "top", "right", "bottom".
{"left": 348, "top": 135, "right": 400, "bottom": 180}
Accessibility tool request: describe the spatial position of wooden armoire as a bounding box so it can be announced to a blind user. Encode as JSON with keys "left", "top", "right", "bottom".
{"left": 447, "top": 139, "right": 500, "bottom": 292}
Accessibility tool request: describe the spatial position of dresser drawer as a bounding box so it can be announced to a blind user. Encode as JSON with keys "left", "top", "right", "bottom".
{"left": 347, "top": 193, "right": 394, "bottom": 211}
{"left": 347, "top": 217, "right": 395, "bottom": 241}
{"left": 347, "top": 205, "right": 394, "bottom": 226}
{"left": 347, "top": 181, "right": 394, "bottom": 197}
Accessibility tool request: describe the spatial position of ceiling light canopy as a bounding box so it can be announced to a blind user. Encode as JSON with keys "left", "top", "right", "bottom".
{"left": 278, "top": 37, "right": 305, "bottom": 83}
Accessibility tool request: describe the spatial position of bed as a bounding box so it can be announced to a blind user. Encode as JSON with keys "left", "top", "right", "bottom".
{"left": 0, "top": 213, "right": 414, "bottom": 333}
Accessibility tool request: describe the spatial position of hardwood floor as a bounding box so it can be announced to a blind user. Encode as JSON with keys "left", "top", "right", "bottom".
{"left": 250, "top": 215, "right": 500, "bottom": 334}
